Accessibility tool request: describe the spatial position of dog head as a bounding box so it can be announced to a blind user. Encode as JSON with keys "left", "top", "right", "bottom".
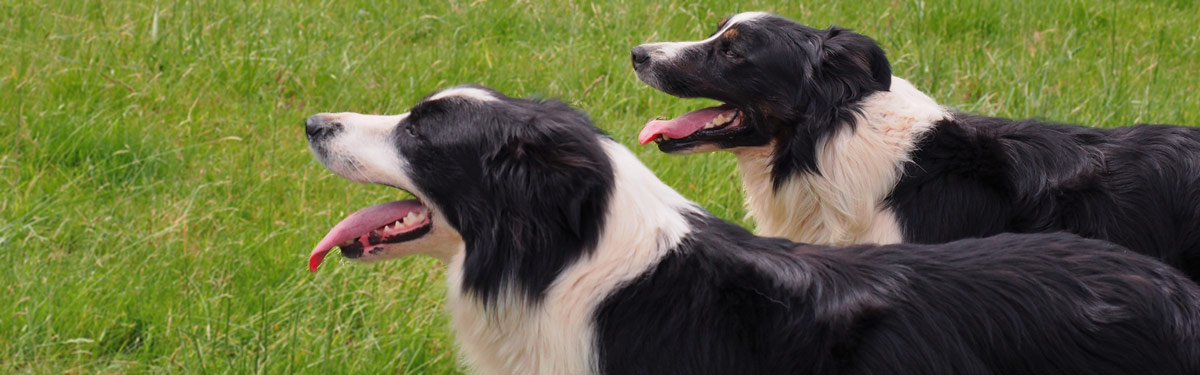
{"left": 305, "top": 85, "right": 614, "bottom": 299}
{"left": 631, "top": 12, "right": 891, "bottom": 159}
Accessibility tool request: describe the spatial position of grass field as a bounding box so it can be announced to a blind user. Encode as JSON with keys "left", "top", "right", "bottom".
{"left": 2, "top": 0, "right": 1198, "bottom": 373}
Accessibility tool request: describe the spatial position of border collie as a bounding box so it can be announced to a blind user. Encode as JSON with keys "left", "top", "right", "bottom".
{"left": 631, "top": 12, "right": 1200, "bottom": 281}
{"left": 304, "top": 85, "right": 1200, "bottom": 375}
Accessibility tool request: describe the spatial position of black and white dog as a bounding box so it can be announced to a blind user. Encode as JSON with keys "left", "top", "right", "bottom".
{"left": 632, "top": 12, "right": 1200, "bottom": 280}
{"left": 305, "top": 85, "right": 1200, "bottom": 375}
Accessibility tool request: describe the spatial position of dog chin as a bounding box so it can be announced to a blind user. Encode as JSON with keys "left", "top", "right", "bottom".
{"left": 634, "top": 71, "right": 698, "bottom": 99}
{"left": 634, "top": 70, "right": 665, "bottom": 93}
{"left": 657, "top": 141, "right": 722, "bottom": 154}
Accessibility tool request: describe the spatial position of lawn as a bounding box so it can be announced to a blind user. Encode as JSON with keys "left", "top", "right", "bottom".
{"left": 2, "top": 0, "right": 1197, "bottom": 373}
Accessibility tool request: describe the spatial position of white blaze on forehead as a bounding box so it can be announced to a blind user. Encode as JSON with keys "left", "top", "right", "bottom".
{"left": 725, "top": 11, "right": 773, "bottom": 27}
{"left": 643, "top": 12, "right": 772, "bottom": 58}
{"left": 428, "top": 87, "right": 499, "bottom": 103}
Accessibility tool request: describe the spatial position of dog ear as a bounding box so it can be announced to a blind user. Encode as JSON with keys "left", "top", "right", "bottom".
{"left": 463, "top": 107, "right": 614, "bottom": 303}
{"left": 817, "top": 27, "right": 892, "bottom": 96}
{"left": 770, "top": 26, "right": 894, "bottom": 184}
{"left": 559, "top": 187, "right": 588, "bottom": 238}
{"left": 483, "top": 110, "right": 612, "bottom": 241}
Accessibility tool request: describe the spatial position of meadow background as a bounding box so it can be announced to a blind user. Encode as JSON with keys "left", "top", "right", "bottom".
{"left": 2, "top": 0, "right": 1198, "bottom": 373}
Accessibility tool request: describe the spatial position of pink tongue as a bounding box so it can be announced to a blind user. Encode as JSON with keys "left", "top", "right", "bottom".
{"left": 638, "top": 106, "right": 733, "bottom": 145}
{"left": 308, "top": 199, "right": 425, "bottom": 272}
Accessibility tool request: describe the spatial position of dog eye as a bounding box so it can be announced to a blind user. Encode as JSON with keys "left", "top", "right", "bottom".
{"left": 723, "top": 49, "right": 740, "bottom": 59}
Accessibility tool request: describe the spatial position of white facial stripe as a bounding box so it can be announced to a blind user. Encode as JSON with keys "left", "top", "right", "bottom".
{"left": 428, "top": 87, "right": 499, "bottom": 103}
{"left": 326, "top": 112, "right": 409, "bottom": 132}
{"left": 723, "top": 11, "right": 772, "bottom": 30}
{"left": 311, "top": 111, "right": 416, "bottom": 189}
{"left": 647, "top": 11, "right": 771, "bottom": 59}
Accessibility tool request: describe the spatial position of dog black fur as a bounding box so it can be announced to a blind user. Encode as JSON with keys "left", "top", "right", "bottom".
{"left": 308, "top": 85, "right": 1200, "bottom": 374}
{"left": 599, "top": 217, "right": 1200, "bottom": 375}
{"left": 632, "top": 12, "right": 1200, "bottom": 281}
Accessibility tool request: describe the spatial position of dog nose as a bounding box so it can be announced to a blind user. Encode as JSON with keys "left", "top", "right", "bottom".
{"left": 306, "top": 114, "right": 343, "bottom": 141}
{"left": 631, "top": 45, "right": 651, "bottom": 68}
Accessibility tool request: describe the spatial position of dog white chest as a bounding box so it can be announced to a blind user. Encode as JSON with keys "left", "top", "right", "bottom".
{"left": 735, "top": 77, "right": 945, "bottom": 245}
{"left": 444, "top": 254, "right": 600, "bottom": 375}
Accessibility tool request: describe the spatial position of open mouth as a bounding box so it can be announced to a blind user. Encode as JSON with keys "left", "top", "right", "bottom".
{"left": 308, "top": 199, "right": 433, "bottom": 272}
{"left": 638, "top": 104, "right": 746, "bottom": 151}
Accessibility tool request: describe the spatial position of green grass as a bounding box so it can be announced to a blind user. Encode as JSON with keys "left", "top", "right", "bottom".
{"left": 2, "top": 0, "right": 1198, "bottom": 373}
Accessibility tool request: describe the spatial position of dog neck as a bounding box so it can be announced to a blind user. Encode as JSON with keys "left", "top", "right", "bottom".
{"left": 445, "top": 139, "right": 697, "bottom": 375}
{"left": 733, "top": 77, "right": 947, "bottom": 245}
